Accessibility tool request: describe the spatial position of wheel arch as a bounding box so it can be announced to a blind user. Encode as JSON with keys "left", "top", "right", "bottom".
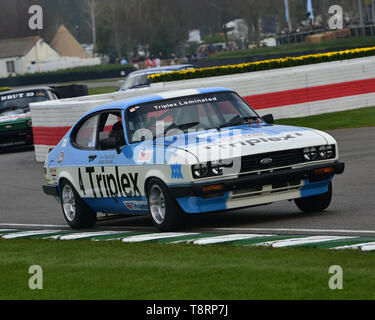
{"left": 143, "top": 168, "right": 171, "bottom": 195}
{"left": 58, "top": 170, "right": 77, "bottom": 193}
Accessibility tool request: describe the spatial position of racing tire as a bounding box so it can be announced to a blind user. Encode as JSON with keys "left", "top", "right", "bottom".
{"left": 147, "top": 179, "right": 186, "bottom": 232}
{"left": 294, "top": 181, "right": 332, "bottom": 213}
{"left": 60, "top": 180, "right": 97, "bottom": 229}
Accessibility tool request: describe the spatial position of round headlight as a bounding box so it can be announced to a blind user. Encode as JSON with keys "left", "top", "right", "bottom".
{"left": 192, "top": 163, "right": 209, "bottom": 178}
{"left": 304, "top": 147, "right": 318, "bottom": 161}
{"left": 210, "top": 161, "right": 223, "bottom": 175}
{"left": 303, "top": 148, "right": 311, "bottom": 161}
{"left": 310, "top": 147, "right": 318, "bottom": 160}
{"left": 326, "top": 145, "right": 334, "bottom": 158}
{"left": 319, "top": 145, "right": 327, "bottom": 159}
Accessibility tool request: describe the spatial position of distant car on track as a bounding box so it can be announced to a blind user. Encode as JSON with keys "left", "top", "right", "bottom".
{"left": 0, "top": 87, "right": 59, "bottom": 148}
{"left": 43, "top": 87, "right": 345, "bottom": 231}
{"left": 118, "top": 64, "right": 194, "bottom": 92}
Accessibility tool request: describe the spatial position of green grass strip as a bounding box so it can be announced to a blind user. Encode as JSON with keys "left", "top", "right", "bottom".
{"left": 275, "top": 106, "right": 375, "bottom": 130}
{"left": 150, "top": 46, "right": 375, "bottom": 83}
{"left": 88, "top": 86, "right": 119, "bottom": 95}
{"left": 1, "top": 239, "right": 374, "bottom": 299}
{"left": 212, "top": 37, "right": 375, "bottom": 60}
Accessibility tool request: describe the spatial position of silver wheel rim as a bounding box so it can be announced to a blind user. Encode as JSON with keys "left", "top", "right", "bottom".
{"left": 149, "top": 185, "right": 166, "bottom": 225}
{"left": 62, "top": 184, "right": 76, "bottom": 222}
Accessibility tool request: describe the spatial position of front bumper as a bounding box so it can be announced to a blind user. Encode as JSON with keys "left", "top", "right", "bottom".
{"left": 0, "top": 127, "right": 33, "bottom": 147}
{"left": 169, "top": 161, "right": 345, "bottom": 198}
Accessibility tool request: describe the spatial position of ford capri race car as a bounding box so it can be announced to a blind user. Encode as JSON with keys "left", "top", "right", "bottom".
{"left": 43, "top": 88, "right": 345, "bottom": 231}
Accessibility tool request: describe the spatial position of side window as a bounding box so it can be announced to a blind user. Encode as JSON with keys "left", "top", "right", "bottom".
{"left": 74, "top": 114, "right": 99, "bottom": 149}
{"left": 98, "top": 111, "right": 126, "bottom": 150}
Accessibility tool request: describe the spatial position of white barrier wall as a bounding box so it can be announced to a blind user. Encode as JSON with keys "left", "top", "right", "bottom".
{"left": 31, "top": 56, "right": 375, "bottom": 161}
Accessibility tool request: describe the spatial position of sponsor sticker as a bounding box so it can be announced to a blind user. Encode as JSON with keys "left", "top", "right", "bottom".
{"left": 171, "top": 164, "right": 183, "bottom": 179}
{"left": 57, "top": 152, "right": 64, "bottom": 163}
{"left": 124, "top": 200, "right": 148, "bottom": 211}
{"left": 137, "top": 150, "right": 153, "bottom": 163}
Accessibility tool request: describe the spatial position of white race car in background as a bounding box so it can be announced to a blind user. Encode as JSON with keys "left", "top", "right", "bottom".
{"left": 118, "top": 64, "right": 194, "bottom": 92}
{"left": 43, "top": 87, "right": 345, "bottom": 231}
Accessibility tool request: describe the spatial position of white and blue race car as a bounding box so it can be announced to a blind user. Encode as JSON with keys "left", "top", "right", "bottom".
{"left": 43, "top": 87, "right": 345, "bottom": 231}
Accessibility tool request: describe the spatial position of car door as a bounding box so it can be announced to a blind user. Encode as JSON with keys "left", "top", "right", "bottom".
{"left": 81, "top": 109, "right": 147, "bottom": 214}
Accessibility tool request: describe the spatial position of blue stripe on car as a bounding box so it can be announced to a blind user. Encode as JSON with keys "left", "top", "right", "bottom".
{"left": 300, "top": 177, "right": 332, "bottom": 198}
{"left": 176, "top": 193, "right": 228, "bottom": 214}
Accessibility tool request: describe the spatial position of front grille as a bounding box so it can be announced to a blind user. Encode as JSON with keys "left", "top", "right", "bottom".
{"left": 240, "top": 148, "right": 306, "bottom": 173}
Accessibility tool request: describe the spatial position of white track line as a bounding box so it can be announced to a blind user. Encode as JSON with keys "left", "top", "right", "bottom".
{"left": 0, "top": 223, "right": 67, "bottom": 228}
{"left": 2, "top": 230, "right": 63, "bottom": 239}
{"left": 193, "top": 234, "right": 274, "bottom": 245}
{"left": 59, "top": 231, "right": 127, "bottom": 240}
{"left": 254, "top": 236, "right": 355, "bottom": 248}
{"left": 122, "top": 233, "right": 198, "bottom": 243}
{"left": 199, "top": 227, "right": 375, "bottom": 235}
{"left": 1, "top": 223, "right": 374, "bottom": 236}
{"left": 332, "top": 242, "right": 375, "bottom": 251}
{"left": 361, "top": 244, "right": 375, "bottom": 251}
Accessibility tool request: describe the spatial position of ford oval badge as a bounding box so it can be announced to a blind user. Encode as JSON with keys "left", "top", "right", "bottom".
{"left": 260, "top": 158, "right": 273, "bottom": 165}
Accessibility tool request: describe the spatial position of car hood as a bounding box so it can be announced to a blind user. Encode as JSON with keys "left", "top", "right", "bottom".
{"left": 154, "top": 124, "right": 334, "bottom": 163}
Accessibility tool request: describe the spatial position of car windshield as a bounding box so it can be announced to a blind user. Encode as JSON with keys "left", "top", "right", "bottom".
{"left": 0, "top": 90, "right": 49, "bottom": 116}
{"left": 121, "top": 74, "right": 151, "bottom": 90}
{"left": 120, "top": 67, "right": 193, "bottom": 90}
{"left": 126, "top": 92, "right": 261, "bottom": 143}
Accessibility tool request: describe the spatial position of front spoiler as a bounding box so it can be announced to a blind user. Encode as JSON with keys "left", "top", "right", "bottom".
{"left": 42, "top": 184, "right": 59, "bottom": 196}
{"left": 169, "top": 161, "right": 345, "bottom": 198}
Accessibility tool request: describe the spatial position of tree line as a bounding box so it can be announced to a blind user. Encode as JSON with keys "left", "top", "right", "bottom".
{"left": 0, "top": 0, "right": 367, "bottom": 61}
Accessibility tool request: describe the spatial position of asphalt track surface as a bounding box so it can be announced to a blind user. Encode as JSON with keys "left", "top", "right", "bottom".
{"left": 0, "top": 127, "right": 374, "bottom": 237}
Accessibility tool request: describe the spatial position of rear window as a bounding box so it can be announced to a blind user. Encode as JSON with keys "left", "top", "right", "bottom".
{"left": 0, "top": 90, "right": 49, "bottom": 115}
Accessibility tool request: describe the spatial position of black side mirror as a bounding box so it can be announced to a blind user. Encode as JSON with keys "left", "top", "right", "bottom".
{"left": 262, "top": 114, "right": 274, "bottom": 124}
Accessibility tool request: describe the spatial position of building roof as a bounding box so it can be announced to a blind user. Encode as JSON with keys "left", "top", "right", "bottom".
{"left": 51, "top": 24, "right": 91, "bottom": 59}
{"left": 0, "top": 36, "right": 40, "bottom": 59}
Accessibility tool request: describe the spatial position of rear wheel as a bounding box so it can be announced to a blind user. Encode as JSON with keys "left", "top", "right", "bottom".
{"left": 147, "top": 179, "right": 185, "bottom": 231}
{"left": 295, "top": 181, "right": 332, "bottom": 213}
{"left": 60, "top": 180, "right": 97, "bottom": 229}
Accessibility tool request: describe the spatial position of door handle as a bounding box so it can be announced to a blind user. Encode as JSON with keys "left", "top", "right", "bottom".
{"left": 88, "top": 155, "right": 97, "bottom": 162}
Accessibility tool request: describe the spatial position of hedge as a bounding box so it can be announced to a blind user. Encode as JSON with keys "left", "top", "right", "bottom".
{"left": 149, "top": 46, "right": 375, "bottom": 83}
{"left": 0, "top": 64, "right": 136, "bottom": 87}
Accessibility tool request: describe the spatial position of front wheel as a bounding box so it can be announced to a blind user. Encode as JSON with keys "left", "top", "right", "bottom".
{"left": 294, "top": 181, "right": 332, "bottom": 213}
{"left": 60, "top": 180, "right": 97, "bottom": 229}
{"left": 147, "top": 179, "right": 185, "bottom": 231}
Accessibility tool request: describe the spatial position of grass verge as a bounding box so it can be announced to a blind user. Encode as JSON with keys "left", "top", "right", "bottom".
{"left": 88, "top": 86, "right": 119, "bottom": 95}
{"left": 0, "top": 239, "right": 374, "bottom": 300}
{"left": 212, "top": 37, "right": 375, "bottom": 59}
{"left": 275, "top": 107, "right": 375, "bottom": 130}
